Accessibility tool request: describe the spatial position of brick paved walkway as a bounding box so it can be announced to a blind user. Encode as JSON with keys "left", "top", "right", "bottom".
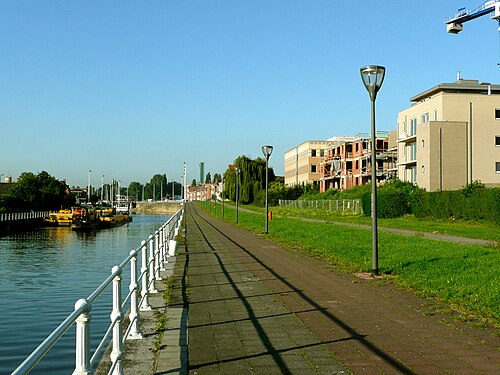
{"left": 155, "top": 203, "right": 499, "bottom": 374}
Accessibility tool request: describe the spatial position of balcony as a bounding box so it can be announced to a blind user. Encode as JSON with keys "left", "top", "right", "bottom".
{"left": 397, "top": 132, "right": 417, "bottom": 143}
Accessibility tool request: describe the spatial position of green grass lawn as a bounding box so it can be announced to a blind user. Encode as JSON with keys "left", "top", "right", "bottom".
{"left": 226, "top": 203, "right": 500, "bottom": 242}
{"left": 201, "top": 201, "right": 500, "bottom": 327}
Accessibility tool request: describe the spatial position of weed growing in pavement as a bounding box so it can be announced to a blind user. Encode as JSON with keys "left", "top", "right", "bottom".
{"left": 162, "top": 276, "right": 174, "bottom": 305}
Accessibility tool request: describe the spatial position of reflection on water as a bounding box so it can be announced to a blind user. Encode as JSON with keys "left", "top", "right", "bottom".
{"left": 0, "top": 214, "right": 171, "bottom": 374}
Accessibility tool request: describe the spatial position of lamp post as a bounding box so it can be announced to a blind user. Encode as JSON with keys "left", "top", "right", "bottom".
{"left": 360, "top": 65, "right": 386, "bottom": 275}
{"left": 101, "top": 175, "right": 104, "bottom": 202}
{"left": 261, "top": 145, "right": 273, "bottom": 234}
{"left": 235, "top": 167, "right": 239, "bottom": 223}
{"left": 222, "top": 178, "right": 225, "bottom": 218}
{"left": 87, "top": 169, "right": 92, "bottom": 203}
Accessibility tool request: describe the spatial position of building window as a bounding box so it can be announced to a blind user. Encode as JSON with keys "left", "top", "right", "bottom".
{"left": 421, "top": 113, "right": 429, "bottom": 124}
{"left": 496, "top": 136, "right": 500, "bottom": 147}
{"left": 496, "top": 109, "right": 500, "bottom": 119}
{"left": 320, "top": 149, "right": 325, "bottom": 157}
{"left": 410, "top": 118, "right": 417, "bottom": 135}
{"left": 311, "top": 149, "right": 317, "bottom": 157}
{"left": 434, "top": 109, "right": 438, "bottom": 121}
{"left": 421, "top": 165, "right": 425, "bottom": 173}
{"left": 421, "top": 140, "right": 425, "bottom": 147}
{"left": 496, "top": 162, "right": 500, "bottom": 174}
{"left": 311, "top": 164, "right": 317, "bottom": 173}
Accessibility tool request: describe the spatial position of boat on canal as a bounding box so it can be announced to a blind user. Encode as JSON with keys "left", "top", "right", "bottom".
{"left": 43, "top": 209, "right": 74, "bottom": 226}
{"left": 71, "top": 205, "right": 101, "bottom": 230}
{"left": 99, "top": 195, "right": 132, "bottom": 228}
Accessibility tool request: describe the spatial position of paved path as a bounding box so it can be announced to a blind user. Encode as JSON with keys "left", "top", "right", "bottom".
{"left": 151, "top": 203, "right": 499, "bottom": 374}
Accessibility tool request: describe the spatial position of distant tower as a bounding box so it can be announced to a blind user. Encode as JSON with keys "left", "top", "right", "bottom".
{"left": 199, "top": 162, "right": 205, "bottom": 184}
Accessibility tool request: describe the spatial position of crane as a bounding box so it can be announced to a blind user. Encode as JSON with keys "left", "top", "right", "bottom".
{"left": 446, "top": 0, "right": 500, "bottom": 33}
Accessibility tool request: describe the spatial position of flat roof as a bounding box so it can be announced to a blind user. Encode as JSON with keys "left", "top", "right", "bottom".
{"left": 410, "top": 79, "right": 500, "bottom": 102}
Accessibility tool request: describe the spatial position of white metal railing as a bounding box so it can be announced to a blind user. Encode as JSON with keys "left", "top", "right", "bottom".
{"left": 0, "top": 211, "right": 49, "bottom": 222}
{"left": 11, "top": 204, "right": 184, "bottom": 375}
{"left": 278, "top": 199, "right": 362, "bottom": 214}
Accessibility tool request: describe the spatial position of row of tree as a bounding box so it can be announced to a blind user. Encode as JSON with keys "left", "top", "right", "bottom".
{"left": 0, "top": 171, "right": 73, "bottom": 211}
{"left": 0, "top": 171, "right": 185, "bottom": 212}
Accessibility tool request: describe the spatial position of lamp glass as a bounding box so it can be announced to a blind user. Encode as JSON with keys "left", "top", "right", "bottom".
{"left": 262, "top": 145, "right": 273, "bottom": 157}
{"left": 360, "top": 65, "right": 385, "bottom": 96}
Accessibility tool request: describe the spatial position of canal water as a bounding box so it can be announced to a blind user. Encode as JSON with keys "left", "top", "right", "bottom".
{"left": 0, "top": 214, "right": 172, "bottom": 374}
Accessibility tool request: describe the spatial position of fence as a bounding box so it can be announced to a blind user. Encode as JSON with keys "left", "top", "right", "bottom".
{"left": 11, "top": 205, "right": 184, "bottom": 375}
{"left": 278, "top": 199, "right": 362, "bottom": 214}
{"left": 0, "top": 211, "right": 49, "bottom": 222}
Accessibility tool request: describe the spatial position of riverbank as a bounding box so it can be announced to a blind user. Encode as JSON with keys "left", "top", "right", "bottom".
{"left": 132, "top": 202, "right": 182, "bottom": 215}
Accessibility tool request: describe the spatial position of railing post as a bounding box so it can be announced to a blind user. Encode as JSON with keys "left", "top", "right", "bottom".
{"left": 110, "top": 266, "right": 124, "bottom": 375}
{"left": 127, "top": 250, "right": 143, "bottom": 340}
{"left": 73, "top": 299, "right": 92, "bottom": 375}
{"left": 140, "top": 240, "right": 152, "bottom": 311}
{"left": 148, "top": 235, "right": 158, "bottom": 293}
{"left": 159, "top": 227, "right": 166, "bottom": 271}
{"left": 163, "top": 223, "right": 170, "bottom": 263}
{"left": 154, "top": 230, "right": 162, "bottom": 280}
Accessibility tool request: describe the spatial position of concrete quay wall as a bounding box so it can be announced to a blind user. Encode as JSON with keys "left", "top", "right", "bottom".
{"left": 132, "top": 201, "right": 181, "bottom": 214}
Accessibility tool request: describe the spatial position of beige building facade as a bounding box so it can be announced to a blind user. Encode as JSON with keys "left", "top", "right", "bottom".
{"left": 397, "top": 79, "right": 500, "bottom": 191}
{"left": 284, "top": 141, "right": 330, "bottom": 186}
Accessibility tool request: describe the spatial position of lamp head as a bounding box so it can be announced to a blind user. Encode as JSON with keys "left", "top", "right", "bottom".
{"left": 360, "top": 65, "right": 385, "bottom": 101}
{"left": 261, "top": 145, "right": 273, "bottom": 159}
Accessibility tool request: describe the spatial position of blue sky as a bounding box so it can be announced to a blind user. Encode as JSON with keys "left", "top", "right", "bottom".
{"left": 1, "top": 1, "right": 499, "bottom": 187}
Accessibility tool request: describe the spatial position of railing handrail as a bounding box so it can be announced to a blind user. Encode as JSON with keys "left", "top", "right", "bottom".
{"left": 0, "top": 211, "right": 50, "bottom": 222}
{"left": 11, "top": 204, "right": 184, "bottom": 375}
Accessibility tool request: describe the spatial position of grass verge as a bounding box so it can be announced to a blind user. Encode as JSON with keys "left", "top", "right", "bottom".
{"left": 201, "top": 201, "right": 500, "bottom": 327}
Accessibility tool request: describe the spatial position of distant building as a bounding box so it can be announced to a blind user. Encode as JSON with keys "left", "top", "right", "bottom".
{"left": 71, "top": 187, "right": 88, "bottom": 205}
{"left": 320, "top": 132, "right": 397, "bottom": 192}
{"left": 284, "top": 140, "right": 331, "bottom": 187}
{"left": 0, "top": 181, "right": 14, "bottom": 196}
{"left": 186, "top": 183, "right": 216, "bottom": 201}
{"left": 397, "top": 78, "right": 500, "bottom": 191}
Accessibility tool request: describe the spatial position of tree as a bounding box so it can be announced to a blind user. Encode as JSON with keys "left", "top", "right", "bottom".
{"left": 205, "top": 172, "right": 212, "bottom": 184}
{"left": 223, "top": 155, "right": 275, "bottom": 205}
{"left": 3, "top": 171, "right": 71, "bottom": 211}
{"left": 191, "top": 179, "right": 197, "bottom": 187}
{"left": 150, "top": 174, "right": 167, "bottom": 200}
{"left": 128, "top": 182, "right": 143, "bottom": 201}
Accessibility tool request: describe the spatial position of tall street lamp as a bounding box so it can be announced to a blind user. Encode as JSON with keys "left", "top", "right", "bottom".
{"left": 261, "top": 145, "right": 273, "bottom": 234}
{"left": 87, "top": 169, "right": 92, "bottom": 203}
{"left": 235, "top": 167, "right": 239, "bottom": 223}
{"left": 360, "top": 65, "right": 386, "bottom": 275}
{"left": 222, "top": 178, "right": 225, "bottom": 218}
{"left": 101, "top": 175, "right": 104, "bottom": 202}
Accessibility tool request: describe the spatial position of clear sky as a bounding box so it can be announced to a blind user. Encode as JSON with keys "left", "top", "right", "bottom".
{"left": 1, "top": 1, "right": 499, "bottom": 187}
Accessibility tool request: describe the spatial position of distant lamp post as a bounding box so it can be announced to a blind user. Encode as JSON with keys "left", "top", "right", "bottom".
{"left": 235, "top": 167, "right": 239, "bottom": 223}
{"left": 222, "top": 178, "right": 225, "bottom": 218}
{"left": 360, "top": 65, "right": 386, "bottom": 275}
{"left": 101, "top": 175, "right": 104, "bottom": 202}
{"left": 87, "top": 169, "right": 92, "bottom": 203}
{"left": 261, "top": 145, "right": 273, "bottom": 234}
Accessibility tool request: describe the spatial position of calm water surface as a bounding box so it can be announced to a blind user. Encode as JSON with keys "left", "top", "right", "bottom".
{"left": 0, "top": 214, "right": 172, "bottom": 374}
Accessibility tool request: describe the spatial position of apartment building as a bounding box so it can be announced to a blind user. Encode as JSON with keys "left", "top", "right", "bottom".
{"left": 284, "top": 140, "right": 330, "bottom": 186}
{"left": 320, "top": 132, "right": 397, "bottom": 192}
{"left": 186, "top": 183, "right": 216, "bottom": 201}
{"left": 397, "top": 78, "right": 500, "bottom": 191}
